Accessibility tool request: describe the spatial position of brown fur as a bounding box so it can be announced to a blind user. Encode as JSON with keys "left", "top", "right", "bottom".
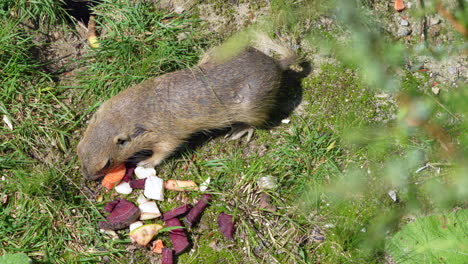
{"left": 78, "top": 47, "right": 295, "bottom": 179}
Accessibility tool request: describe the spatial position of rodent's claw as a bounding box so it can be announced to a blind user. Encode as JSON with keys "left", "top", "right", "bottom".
{"left": 226, "top": 126, "right": 255, "bottom": 142}
{"left": 137, "top": 159, "right": 157, "bottom": 169}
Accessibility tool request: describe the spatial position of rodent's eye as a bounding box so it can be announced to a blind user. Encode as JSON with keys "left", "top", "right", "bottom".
{"left": 116, "top": 138, "right": 127, "bottom": 146}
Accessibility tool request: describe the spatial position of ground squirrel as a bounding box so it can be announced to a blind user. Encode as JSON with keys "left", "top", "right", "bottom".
{"left": 78, "top": 36, "right": 296, "bottom": 179}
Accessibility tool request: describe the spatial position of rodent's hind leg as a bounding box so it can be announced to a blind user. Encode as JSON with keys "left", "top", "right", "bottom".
{"left": 225, "top": 123, "right": 255, "bottom": 142}
{"left": 137, "top": 140, "right": 181, "bottom": 168}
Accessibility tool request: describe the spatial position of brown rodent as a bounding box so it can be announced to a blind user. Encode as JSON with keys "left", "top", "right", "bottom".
{"left": 78, "top": 42, "right": 296, "bottom": 180}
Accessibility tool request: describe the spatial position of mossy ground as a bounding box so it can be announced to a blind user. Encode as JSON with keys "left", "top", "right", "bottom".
{"left": 1, "top": 0, "right": 466, "bottom": 263}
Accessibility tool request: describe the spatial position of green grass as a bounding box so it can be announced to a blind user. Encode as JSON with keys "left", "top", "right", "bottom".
{"left": 1, "top": 0, "right": 467, "bottom": 263}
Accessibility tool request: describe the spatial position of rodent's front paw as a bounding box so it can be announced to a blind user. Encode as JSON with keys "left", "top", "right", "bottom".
{"left": 137, "top": 159, "right": 157, "bottom": 168}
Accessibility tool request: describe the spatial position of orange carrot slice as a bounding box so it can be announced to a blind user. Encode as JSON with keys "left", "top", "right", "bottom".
{"left": 394, "top": 0, "right": 405, "bottom": 12}
{"left": 152, "top": 239, "right": 165, "bottom": 254}
{"left": 102, "top": 164, "right": 126, "bottom": 190}
{"left": 164, "top": 180, "right": 199, "bottom": 191}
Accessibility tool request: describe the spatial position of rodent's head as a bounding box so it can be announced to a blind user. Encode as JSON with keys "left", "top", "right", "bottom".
{"left": 77, "top": 109, "right": 137, "bottom": 180}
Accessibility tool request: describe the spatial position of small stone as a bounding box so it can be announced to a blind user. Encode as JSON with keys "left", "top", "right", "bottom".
{"left": 177, "top": 32, "right": 189, "bottom": 41}
{"left": 398, "top": 28, "right": 412, "bottom": 37}
{"left": 257, "top": 176, "right": 277, "bottom": 190}
{"left": 388, "top": 190, "right": 397, "bottom": 202}
{"left": 447, "top": 66, "right": 458, "bottom": 76}
{"left": 400, "top": 19, "right": 409, "bottom": 26}
{"left": 281, "top": 118, "right": 291, "bottom": 124}
{"left": 430, "top": 17, "right": 441, "bottom": 25}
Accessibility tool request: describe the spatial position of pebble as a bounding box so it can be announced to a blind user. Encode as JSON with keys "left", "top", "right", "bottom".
{"left": 448, "top": 66, "right": 458, "bottom": 76}
{"left": 400, "top": 19, "right": 409, "bottom": 26}
{"left": 430, "top": 17, "right": 441, "bottom": 25}
{"left": 398, "top": 28, "right": 412, "bottom": 37}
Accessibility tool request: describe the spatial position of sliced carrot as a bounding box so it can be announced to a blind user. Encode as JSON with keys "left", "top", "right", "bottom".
{"left": 164, "top": 180, "right": 199, "bottom": 191}
{"left": 151, "top": 239, "right": 165, "bottom": 254}
{"left": 394, "top": 0, "right": 405, "bottom": 12}
{"left": 102, "top": 164, "right": 126, "bottom": 190}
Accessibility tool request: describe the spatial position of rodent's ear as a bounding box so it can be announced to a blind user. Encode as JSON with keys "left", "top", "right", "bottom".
{"left": 113, "top": 133, "right": 130, "bottom": 146}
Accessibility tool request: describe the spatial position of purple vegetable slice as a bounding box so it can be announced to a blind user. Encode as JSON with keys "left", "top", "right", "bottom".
{"left": 100, "top": 199, "right": 140, "bottom": 230}
{"left": 184, "top": 194, "right": 212, "bottom": 227}
{"left": 129, "top": 178, "right": 146, "bottom": 189}
{"left": 161, "top": 248, "right": 174, "bottom": 264}
{"left": 162, "top": 204, "right": 192, "bottom": 221}
{"left": 104, "top": 198, "right": 120, "bottom": 213}
{"left": 122, "top": 164, "right": 136, "bottom": 182}
{"left": 165, "top": 218, "right": 190, "bottom": 255}
{"left": 218, "top": 213, "right": 235, "bottom": 240}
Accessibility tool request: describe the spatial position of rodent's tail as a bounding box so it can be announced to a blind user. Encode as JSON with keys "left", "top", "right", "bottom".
{"left": 252, "top": 33, "right": 298, "bottom": 70}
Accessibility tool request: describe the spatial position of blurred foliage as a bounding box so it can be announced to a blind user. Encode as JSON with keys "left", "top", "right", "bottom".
{"left": 292, "top": 0, "right": 468, "bottom": 261}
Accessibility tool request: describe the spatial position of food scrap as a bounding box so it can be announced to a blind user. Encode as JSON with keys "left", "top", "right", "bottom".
{"left": 102, "top": 163, "right": 126, "bottom": 190}
{"left": 184, "top": 194, "right": 212, "bottom": 227}
{"left": 115, "top": 181, "right": 133, "bottom": 194}
{"left": 144, "top": 176, "right": 164, "bottom": 201}
{"left": 139, "top": 201, "right": 161, "bottom": 220}
{"left": 164, "top": 180, "right": 199, "bottom": 192}
{"left": 151, "top": 239, "right": 165, "bottom": 254}
{"left": 165, "top": 218, "right": 190, "bottom": 255}
{"left": 162, "top": 204, "right": 192, "bottom": 221}
{"left": 161, "top": 248, "right": 174, "bottom": 264}
{"left": 130, "top": 178, "right": 146, "bottom": 189}
{"left": 218, "top": 213, "right": 235, "bottom": 240}
{"left": 129, "top": 224, "right": 163, "bottom": 246}
{"left": 135, "top": 166, "right": 156, "bottom": 179}
{"left": 99, "top": 198, "right": 140, "bottom": 230}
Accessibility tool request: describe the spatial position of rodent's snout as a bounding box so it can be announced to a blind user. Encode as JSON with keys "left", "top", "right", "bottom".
{"left": 80, "top": 163, "right": 102, "bottom": 181}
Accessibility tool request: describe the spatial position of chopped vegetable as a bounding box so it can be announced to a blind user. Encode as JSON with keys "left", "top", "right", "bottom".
{"left": 218, "top": 213, "right": 235, "bottom": 240}
{"left": 99, "top": 199, "right": 140, "bottom": 230}
{"left": 129, "top": 224, "right": 163, "bottom": 246}
{"left": 135, "top": 166, "right": 156, "bottom": 179}
{"left": 164, "top": 180, "right": 199, "bottom": 192}
{"left": 104, "top": 198, "right": 120, "bottom": 213}
{"left": 130, "top": 178, "right": 146, "bottom": 189}
{"left": 151, "top": 239, "right": 165, "bottom": 254}
{"left": 161, "top": 248, "right": 174, "bottom": 264}
{"left": 139, "top": 201, "right": 161, "bottom": 220}
{"left": 129, "top": 221, "right": 144, "bottom": 232}
{"left": 165, "top": 218, "right": 190, "bottom": 255}
{"left": 162, "top": 204, "right": 192, "bottom": 221}
{"left": 122, "top": 164, "right": 136, "bottom": 182}
{"left": 137, "top": 194, "right": 148, "bottom": 205}
{"left": 144, "top": 176, "right": 164, "bottom": 201}
{"left": 102, "top": 163, "right": 126, "bottom": 190}
{"left": 184, "top": 194, "right": 212, "bottom": 227}
{"left": 115, "top": 182, "right": 133, "bottom": 194}
{"left": 394, "top": 0, "right": 405, "bottom": 11}
{"left": 199, "top": 177, "right": 211, "bottom": 192}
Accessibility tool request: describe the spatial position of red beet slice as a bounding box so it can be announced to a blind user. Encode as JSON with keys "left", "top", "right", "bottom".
{"left": 100, "top": 199, "right": 140, "bottom": 230}
{"left": 184, "top": 194, "right": 212, "bottom": 227}
{"left": 122, "top": 164, "right": 136, "bottom": 182}
{"left": 129, "top": 178, "right": 146, "bottom": 189}
{"left": 165, "top": 218, "right": 190, "bottom": 255}
{"left": 104, "top": 198, "right": 120, "bottom": 213}
{"left": 162, "top": 204, "right": 192, "bottom": 221}
{"left": 218, "top": 213, "right": 234, "bottom": 240}
{"left": 161, "top": 248, "right": 174, "bottom": 264}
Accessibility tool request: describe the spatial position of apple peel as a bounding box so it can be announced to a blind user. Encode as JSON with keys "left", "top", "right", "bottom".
{"left": 129, "top": 223, "right": 163, "bottom": 246}
{"left": 164, "top": 180, "right": 199, "bottom": 192}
